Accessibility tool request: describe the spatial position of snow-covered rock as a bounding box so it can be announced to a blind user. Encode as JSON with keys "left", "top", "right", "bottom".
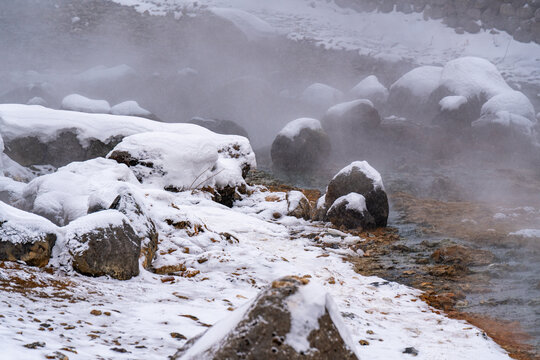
{"left": 325, "top": 161, "right": 388, "bottom": 227}
{"left": 108, "top": 131, "right": 255, "bottom": 206}
{"left": 271, "top": 118, "right": 330, "bottom": 173}
{"left": 174, "top": 276, "right": 359, "bottom": 360}
{"left": 0, "top": 201, "right": 58, "bottom": 267}
{"left": 300, "top": 83, "right": 343, "bottom": 111}
{"left": 327, "top": 192, "right": 375, "bottom": 230}
{"left": 111, "top": 100, "right": 158, "bottom": 120}
{"left": 349, "top": 75, "right": 388, "bottom": 106}
{"left": 64, "top": 210, "right": 141, "bottom": 280}
{"left": 286, "top": 190, "right": 311, "bottom": 220}
{"left": 323, "top": 99, "right": 381, "bottom": 136}
{"left": 61, "top": 94, "right": 111, "bottom": 114}
{"left": 76, "top": 64, "right": 137, "bottom": 85}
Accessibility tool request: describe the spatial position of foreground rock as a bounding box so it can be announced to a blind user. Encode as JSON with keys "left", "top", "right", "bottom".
{"left": 0, "top": 201, "right": 57, "bottom": 267}
{"left": 271, "top": 118, "right": 330, "bottom": 173}
{"left": 324, "top": 161, "right": 389, "bottom": 228}
{"left": 173, "top": 276, "right": 359, "bottom": 360}
{"left": 286, "top": 191, "right": 312, "bottom": 220}
{"left": 65, "top": 210, "right": 141, "bottom": 280}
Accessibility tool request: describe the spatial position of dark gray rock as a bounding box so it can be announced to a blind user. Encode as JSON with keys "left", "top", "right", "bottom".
{"left": 326, "top": 193, "right": 376, "bottom": 230}
{"left": 173, "top": 276, "right": 359, "bottom": 360}
{"left": 325, "top": 162, "right": 389, "bottom": 227}
{"left": 67, "top": 211, "right": 141, "bottom": 280}
{"left": 271, "top": 123, "right": 331, "bottom": 174}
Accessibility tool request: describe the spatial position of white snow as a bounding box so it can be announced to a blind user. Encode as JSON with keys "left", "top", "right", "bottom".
{"left": 350, "top": 75, "right": 388, "bottom": 104}
{"left": 0, "top": 200, "right": 59, "bottom": 244}
{"left": 509, "top": 229, "right": 540, "bottom": 238}
{"left": 390, "top": 66, "right": 443, "bottom": 100}
{"left": 480, "top": 90, "right": 536, "bottom": 121}
{"left": 209, "top": 7, "right": 276, "bottom": 41}
{"left": 328, "top": 192, "right": 367, "bottom": 214}
{"left": 278, "top": 118, "right": 322, "bottom": 139}
{"left": 439, "top": 95, "right": 468, "bottom": 111}
{"left": 333, "top": 161, "right": 385, "bottom": 191}
{"left": 61, "top": 94, "right": 111, "bottom": 114}
{"left": 111, "top": 100, "right": 152, "bottom": 117}
{"left": 439, "top": 57, "right": 511, "bottom": 99}
{"left": 325, "top": 99, "right": 374, "bottom": 119}
{"left": 300, "top": 83, "right": 343, "bottom": 109}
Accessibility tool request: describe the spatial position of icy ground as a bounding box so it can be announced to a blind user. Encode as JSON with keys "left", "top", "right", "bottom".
{"left": 1, "top": 185, "right": 510, "bottom": 359}
{"left": 110, "top": 0, "right": 540, "bottom": 85}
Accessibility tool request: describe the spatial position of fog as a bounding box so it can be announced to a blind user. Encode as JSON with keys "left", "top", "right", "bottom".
{"left": 1, "top": 0, "right": 539, "bottom": 208}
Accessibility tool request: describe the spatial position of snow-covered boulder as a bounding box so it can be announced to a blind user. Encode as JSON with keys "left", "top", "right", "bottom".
{"left": 323, "top": 99, "right": 381, "bottom": 136}
{"left": 21, "top": 158, "right": 140, "bottom": 226}
{"left": 0, "top": 83, "right": 57, "bottom": 108}
{"left": 76, "top": 64, "right": 137, "bottom": 85}
{"left": 271, "top": 118, "right": 331, "bottom": 173}
{"left": 286, "top": 190, "right": 312, "bottom": 220}
{"left": 108, "top": 131, "right": 255, "bottom": 207}
{"left": 0, "top": 201, "right": 58, "bottom": 267}
{"left": 173, "top": 276, "right": 359, "bottom": 360}
{"left": 189, "top": 117, "right": 249, "bottom": 138}
{"left": 111, "top": 100, "right": 159, "bottom": 121}
{"left": 61, "top": 94, "right": 111, "bottom": 114}
{"left": 300, "top": 83, "right": 344, "bottom": 111}
{"left": 327, "top": 193, "right": 375, "bottom": 230}
{"left": 312, "top": 194, "right": 328, "bottom": 221}
{"left": 349, "top": 75, "right": 388, "bottom": 107}
{"left": 0, "top": 104, "right": 247, "bottom": 167}
{"left": 64, "top": 210, "right": 141, "bottom": 280}
{"left": 387, "top": 65, "right": 443, "bottom": 119}
{"left": 324, "top": 161, "right": 388, "bottom": 227}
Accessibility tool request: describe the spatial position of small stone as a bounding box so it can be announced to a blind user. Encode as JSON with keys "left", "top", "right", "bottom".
{"left": 111, "top": 347, "right": 128, "bottom": 353}
{"left": 403, "top": 346, "right": 419, "bottom": 356}
{"left": 24, "top": 342, "right": 46, "bottom": 349}
{"left": 90, "top": 310, "right": 102, "bottom": 316}
{"left": 170, "top": 332, "right": 187, "bottom": 340}
{"left": 366, "top": 330, "right": 374, "bottom": 335}
{"left": 359, "top": 339, "right": 370, "bottom": 346}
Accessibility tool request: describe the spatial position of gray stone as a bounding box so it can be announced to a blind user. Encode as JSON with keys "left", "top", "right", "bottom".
{"left": 172, "top": 276, "right": 359, "bottom": 360}
{"left": 327, "top": 194, "right": 376, "bottom": 230}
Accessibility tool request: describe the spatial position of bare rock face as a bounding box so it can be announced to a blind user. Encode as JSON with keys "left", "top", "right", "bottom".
{"left": 0, "top": 202, "right": 57, "bottom": 267}
{"left": 108, "top": 190, "right": 158, "bottom": 270}
{"left": 286, "top": 191, "right": 312, "bottom": 220}
{"left": 325, "top": 161, "right": 389, "bottom": 227}
{"left": 173, "top": 276, "right": 359, "bottom": 360}
{"left": 326, "top": 193, "right": 376, "bottom": 230}
{"left": 66, "top": 210, "right": 141, "bottom": 280}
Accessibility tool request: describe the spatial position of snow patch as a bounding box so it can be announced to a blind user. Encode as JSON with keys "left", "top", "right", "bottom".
{"left": 278, "top": 118, "right": 322, "bottom": 139}
{"left": 328, "top": 193, "right": 367, "bottom": 214}
{"left": 439, "top": 95, "right": 467, "bottom": 111}
{"left": 509, "top": 229, "right": 540, "bottom": 238}
{"left": 61, "top": 94, "right": 111, "bottom": 114}
{"left": 210, "top": 7, "right": 276, "bottom": 41}
{"left": 111, "top": 100, "right": 152, "bottom": 117}
{"left": 333, "top": 161, "right": 384, "bottom": 191}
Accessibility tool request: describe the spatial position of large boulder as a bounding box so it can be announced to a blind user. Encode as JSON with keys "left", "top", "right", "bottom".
{"left": 324, "top": 161, "right": 389, "bottom": 227}
{"left": 189, "top": 117, "right": 249, "bottom": 138}
{"left": 323, "top": 99, "right": 381, "bottom": 137}
{"left": 108, "top": 131, "right": 255, "bottom": 207}
{"left": 173, "top": 276, "right": 359, "bottom": 360}
{"left": 65, "top": 210, "right": 141, "bottom": 280}
{"left": 0, "top": 201, "right": 57, "bottom": 267}
{"left": 271, "top": 118, "right": 331, "bottom": 173}
{"left": 300, "top": 83, "right": 344, "bottom": 111}
{"left": 326, "top": 193, "right": 376, "bottom": 230}
{"left": 349, "top": 75, "right": 388, "bottom": 107}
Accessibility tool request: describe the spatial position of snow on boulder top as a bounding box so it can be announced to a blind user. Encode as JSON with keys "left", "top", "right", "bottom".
{"left": 111, "top": 100, "right": 152, "bottom": 117}
{"left": 325, "top": 99, "right": 374, "bottom": 119}
{"left": 108, "top": 131, "right": 255, "bottom": 190}
{"left": 76, "top": 64, "right": 136, "bottom": 83}
{"left": 480, "top": 90, "right": 536, "bottom": 121}
{"left": 0, "top": 104, "right": 216, "bottom": 146}
{"left": 439, "top": 57, "right": 512, "bottom": 99}
{"left": 439, "top": 95, "right": 467, "bottom": 112}
{"left": 210, "top": 7, "right": 276, "bottom": 41}
{"left": 333, "top": 161, "right": 384, "bottom": 191}
{"left": 390, "top": 65, "right": 443, "bottom": 99}
{"left": 300, "top": 83, "right": 343, "bottom": 109}
{"left": 350, "top": 75, "right": 388, "bottom": 103}
{"left": 61, "top": 94, "right": 111, "bottom": 114}
{"left": 278, "top": 118, "right": 322, "bottom": 139}
{"left": 0, "top": 200, "right": 58, "bottom": 244}
{"left": 328, "top": 193, "right": 367, "bottom": 214}
{"left": 472, "top": 111, "right": 535, "bottom": 137}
